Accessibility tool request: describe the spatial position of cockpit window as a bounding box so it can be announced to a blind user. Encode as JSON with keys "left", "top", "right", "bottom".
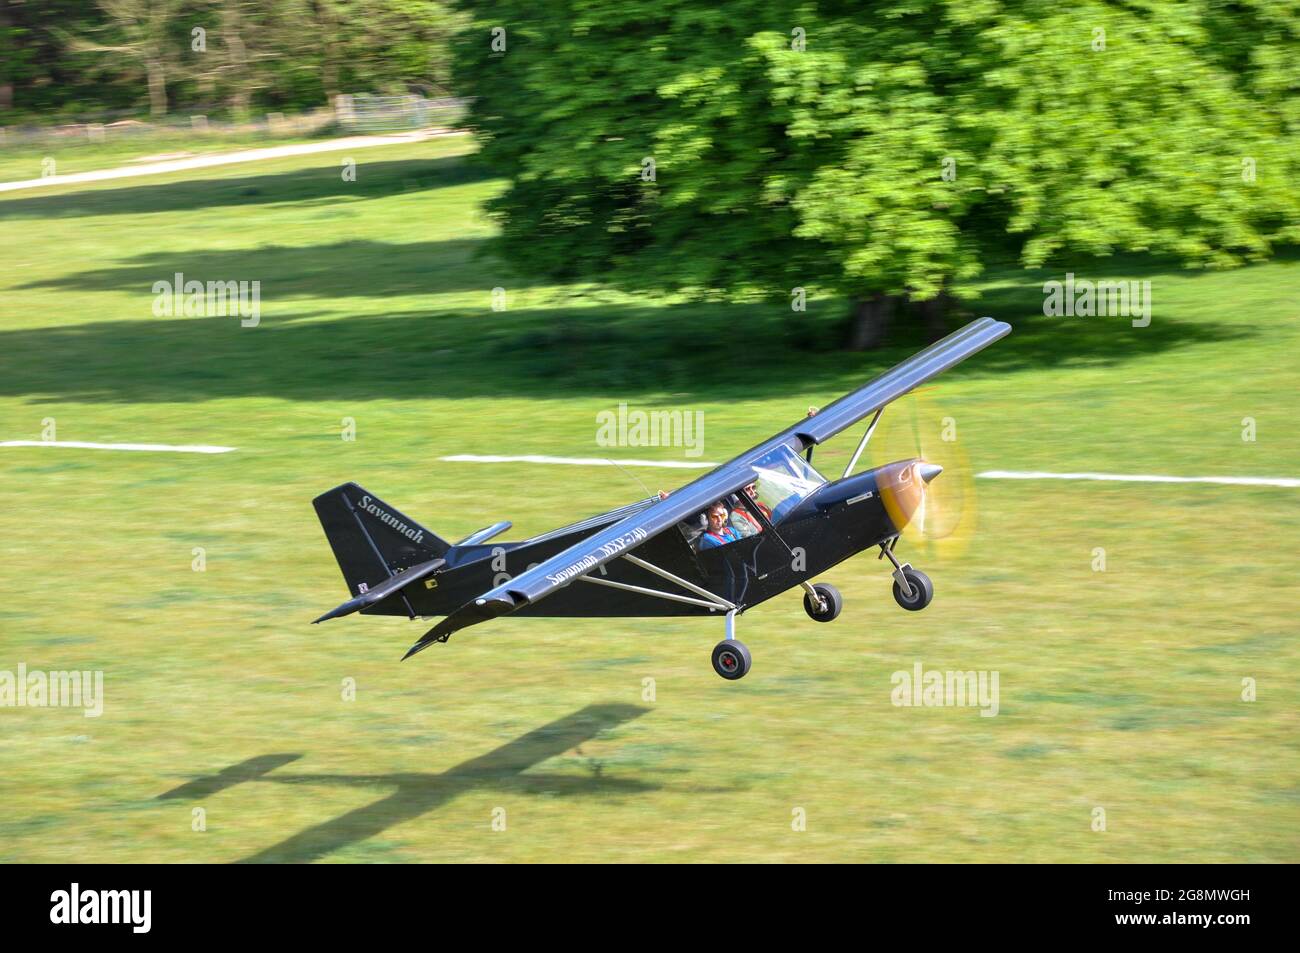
{"left": 749, "top": 445, "right": 826, "bottom": 522}
{"left": 680, "top": 445, "right": 827, "bottom": 552}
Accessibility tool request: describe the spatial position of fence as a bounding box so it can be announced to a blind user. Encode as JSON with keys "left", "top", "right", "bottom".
{"left": 0, "top": 96, "right": 467, "bottom": 149}
{"left": 0, "top": 108, "right": 337, "bottom": 148}
{"left": 335, "top": 95, "right": 466, "bottom": 133}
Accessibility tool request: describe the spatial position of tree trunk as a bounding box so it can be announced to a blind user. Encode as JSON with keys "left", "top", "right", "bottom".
{"left": 846, "top": 292, "right": 897, "bottom": 350}
{"left": 223, "top": 3, "right": 253, "bottom": 120}
{"left": 917, "top": 288, "right": 955, "bottom": 341}
{"left": 0, "top": 3, "right": 11, "bottom": 112}
{"left": 316, "top": 3, "right": 342, "bottom": 104}
{"left": 146, "top": 58, "right": 167, "bottom": 117}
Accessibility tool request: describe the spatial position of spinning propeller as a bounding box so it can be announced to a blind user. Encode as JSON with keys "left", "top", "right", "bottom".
{"left": 871, "top": 387, "right": 979, "bottom": 559}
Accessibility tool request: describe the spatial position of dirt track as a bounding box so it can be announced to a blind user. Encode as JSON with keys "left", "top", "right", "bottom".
{"left": 0, "top": 128, "right": 467, "bottom": 193}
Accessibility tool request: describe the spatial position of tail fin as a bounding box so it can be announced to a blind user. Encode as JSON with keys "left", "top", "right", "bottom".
{"left": 312, "top": 483, "right": 451, "bottom": 596}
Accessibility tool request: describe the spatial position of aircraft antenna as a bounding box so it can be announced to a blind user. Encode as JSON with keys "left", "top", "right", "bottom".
{"left": 605, "top": 458, "right": 654, "bottom": 498}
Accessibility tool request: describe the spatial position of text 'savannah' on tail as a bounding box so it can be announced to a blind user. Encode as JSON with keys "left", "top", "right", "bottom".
{"left": 312, "top": 483, "right": 450, "bottom": 599}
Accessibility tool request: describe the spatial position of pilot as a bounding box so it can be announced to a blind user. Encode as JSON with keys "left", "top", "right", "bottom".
{"left": 698, "top": 502, "right": 743, "bottom": 550}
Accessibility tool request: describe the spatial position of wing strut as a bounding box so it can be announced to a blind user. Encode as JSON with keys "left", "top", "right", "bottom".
{"left": 621, "top": 553, "right": 736, "bottom": 610}
{"left": 842, "top": 408, "right": 884, "bottom": 479}
{"left": 578, "top": 575, "right": 730, "bottom": 611}
{"left": 577, "top": 553, "right": 736, "bottom": 612}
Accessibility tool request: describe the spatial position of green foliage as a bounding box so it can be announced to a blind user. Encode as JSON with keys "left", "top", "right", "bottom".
{"left": 0, "top": 0, "right": 464, "bottom": 121}
{"left": 455, "top": 0, "right": 1299, "bottom": 309}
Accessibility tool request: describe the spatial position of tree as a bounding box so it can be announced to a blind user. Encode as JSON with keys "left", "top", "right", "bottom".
{"left": 0, "top": 0, "right": 18, "bottom": 112}
{"left": 306, "top": 0, "right": 466, "bottom": 103}
{"left": 453, "top": 0, "right": 1299, "bottom": 348}
{"left": 67, "top": 0, "right": 189, "bottom": 117}
{"left": 3, "top": 0, "right": 466, "bottom": 121}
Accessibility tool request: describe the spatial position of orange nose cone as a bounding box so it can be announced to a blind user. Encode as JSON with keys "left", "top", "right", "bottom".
{"left": 879, "top": 460, "right": 928, "bottom": 532}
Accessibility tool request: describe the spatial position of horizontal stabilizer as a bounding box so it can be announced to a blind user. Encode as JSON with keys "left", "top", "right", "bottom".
{"left": 455, "top": 521, "right": 513, "bottom": 547}
{"left": 312, "top": 558, "right": 445, "bottom": 623}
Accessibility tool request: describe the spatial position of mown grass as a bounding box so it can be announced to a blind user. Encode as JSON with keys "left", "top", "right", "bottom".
{"left": 0, "top": 136, "right": 1296, "bottom": 862}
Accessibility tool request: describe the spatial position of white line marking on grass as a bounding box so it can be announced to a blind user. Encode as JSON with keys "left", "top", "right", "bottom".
{"left": 977, "top": 470, "right": 1300, "bottom": 488}
{"left": 441, "top": 454, "right": 719, "bottom": 469}
{"left": 441, "top": 456, "right": 1300, "bottom": 487}
{"left": 0, "top": 129, "right": 469, "bottom": 193}
{"left": 1, "top": 440, "right": 235, "bottom": 454}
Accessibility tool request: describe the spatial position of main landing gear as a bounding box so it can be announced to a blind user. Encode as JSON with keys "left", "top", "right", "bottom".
{"left": 801, "top": 582, "right": 842, "bottom": 622}
{"left": 710, "top": 541, "right": 933, "bottom": 679}
{"left": 879, "top": 539, "right": 933, "bottom": 611}
{"left": 711, "top": 610, "right": 752, "bottom": 680}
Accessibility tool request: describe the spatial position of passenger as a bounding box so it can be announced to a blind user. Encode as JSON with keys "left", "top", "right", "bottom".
{"left": 741, "top": 481, "right": 772, "bottom": 521}
{"left": 698, "top": 502, "right": 742, "bottom": 550}
{"left": 730, "top": 501, "right": 762, "bottom": 537}
{"left": 729, "top": 488, "right": 765, "bottom": 537}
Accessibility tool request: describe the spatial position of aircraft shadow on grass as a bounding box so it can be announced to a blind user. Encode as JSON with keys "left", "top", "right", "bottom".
{"left": 157, "top": 703, "right": 655, "bottom": 864}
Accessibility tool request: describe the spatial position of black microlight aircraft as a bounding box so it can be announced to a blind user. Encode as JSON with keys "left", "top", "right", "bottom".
{"left": 312, "top": 318, "right": 1011, "bottom": 679}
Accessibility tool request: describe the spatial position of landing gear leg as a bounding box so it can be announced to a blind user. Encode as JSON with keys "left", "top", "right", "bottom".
{"left": 711, "top": 610, "right": 752, "bottom": 680}
{"left": 880, "top": 541, "right": 933, "bottom": 611}
{"left": 800, "top": 581, "right": 825, "bottom": 614}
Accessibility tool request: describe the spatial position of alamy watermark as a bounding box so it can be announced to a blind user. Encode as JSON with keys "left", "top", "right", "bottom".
{"left": 1043, "top": 273, "right": 1150, "bottom": 327}
{"left": 596, "top": 402, "right": 705, "bottom": 457}
{"left": 50, "top": 884, "right": 150, "bottom": 933}
{"left": 152, "top": 271, "right": 261, "bottom": 327}
{"left": 1, "top": 663, "right": 103, "bottom": 717}
{"left": 891, "top": 661, "right": 999, "bottom": 717}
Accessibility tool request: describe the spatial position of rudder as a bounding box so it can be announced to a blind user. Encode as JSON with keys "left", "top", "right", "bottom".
{"left": 313, "top": 483, "right": 450, "bottom": 597}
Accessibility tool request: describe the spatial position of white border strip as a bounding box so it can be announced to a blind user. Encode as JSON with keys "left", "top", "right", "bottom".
{"left": 441, "top": 454, "right": 718, "bottom": 469}
{"left": 1, "top": 440, "right": 235, "bottom": 454}
{"left": 977, "top": 470, "right": 1300, "bottom": 488}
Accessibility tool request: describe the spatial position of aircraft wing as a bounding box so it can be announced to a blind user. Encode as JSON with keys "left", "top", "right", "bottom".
{"left": 403, "top": 464, "right": 756, "bottom": 656}
{"left": 779, "top": 316, "right": 1009, "bottom": 447}
{"left": 403, "top": 317, "right": 1010, "bottom": 658}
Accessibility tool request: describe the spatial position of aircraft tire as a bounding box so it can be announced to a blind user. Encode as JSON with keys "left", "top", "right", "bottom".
{"left": 803, "top": 583, "right": 843, "bottom": 622}
{"left": 892, "top": 568, "right": 933, "bottom": 611}
{"left": 711, "top": 639, "right": 752, "bottom": 680}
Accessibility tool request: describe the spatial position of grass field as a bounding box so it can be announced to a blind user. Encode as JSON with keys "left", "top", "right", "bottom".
{"left": 1, "top": 135, "right": 1297, "bottom": 862}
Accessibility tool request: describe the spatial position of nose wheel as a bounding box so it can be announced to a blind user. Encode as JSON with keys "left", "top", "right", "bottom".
{"left": 892, "top": 567, "right": 933, "bottom": 610}
{"left": 880, "top": 540, "right": 934, "bottom": 611}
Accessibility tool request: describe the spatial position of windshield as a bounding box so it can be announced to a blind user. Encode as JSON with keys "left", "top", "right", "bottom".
{"left": 749, "top": 445, "right": 826, "bottom": 522}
